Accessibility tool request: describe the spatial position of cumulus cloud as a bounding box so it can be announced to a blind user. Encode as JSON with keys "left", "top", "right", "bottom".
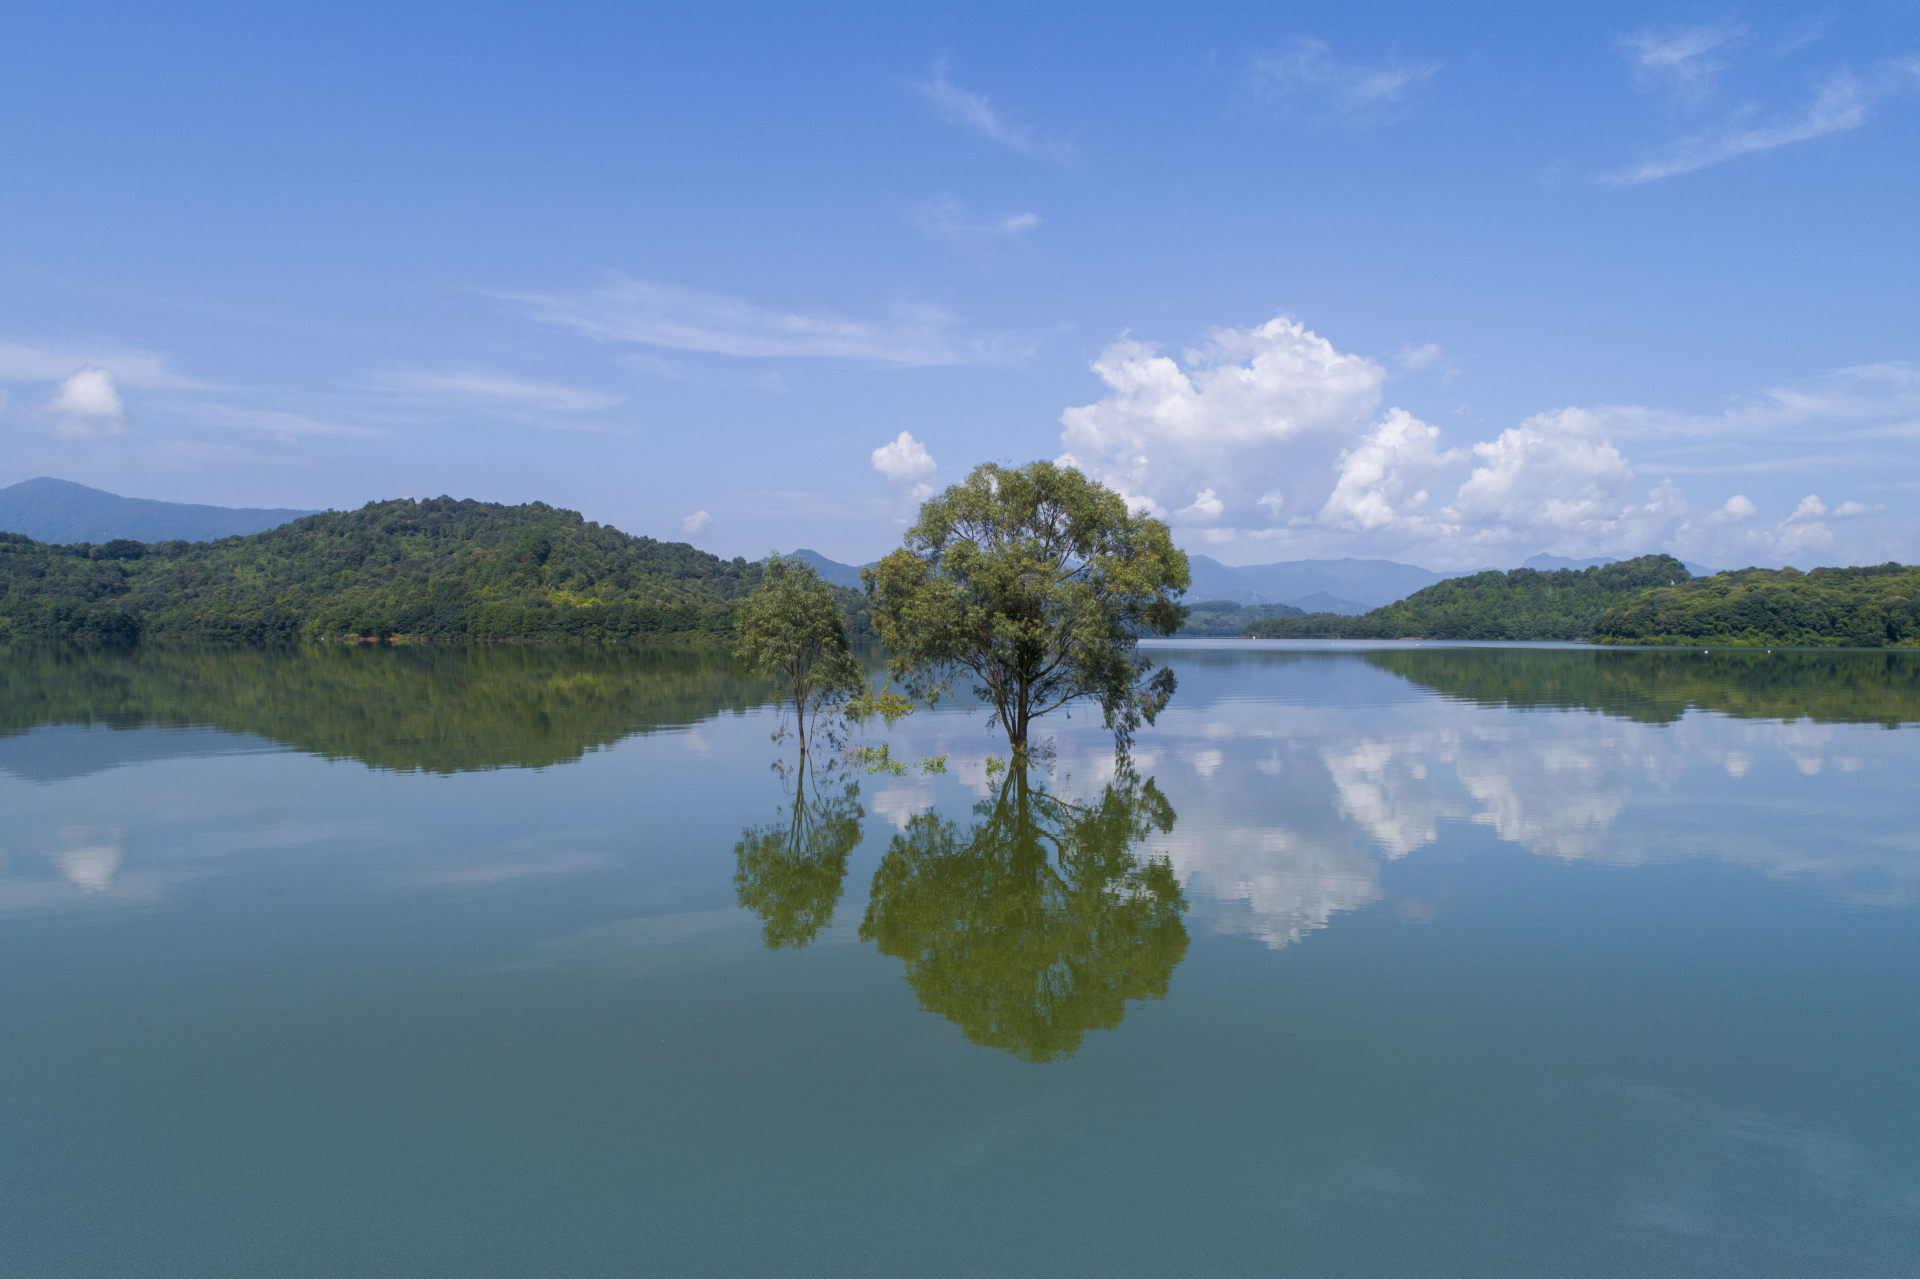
{"left": 910, "top": 60, "right": 1070, "bottom": 160}
{"left": 1250, "top": 38, "right": 1439, "bottom": 125}
{"left": 498, "top": 275, "right": 1032, "bottom": 368}
{"left": 1443, "top": 408, "right": 1645, "bottom": 549}
{"left": 1711, "top": 494, "right": 1758, "bottom": 522}
{"left": 871, "top": 430, "right": 936, "bottom": 484}
{"left": 1176, "top": 489, "right": 1225, "bottom": 523}
{"left": 1059, "top": 316, "right": 1385, "bottom": 519}
{"left": 681, "top": 510, "right": 712, "bottom": 536}
{"left": 1319, "top": 408, "right": 1460, "bottom": 533}
{"left": 48, "top": 368, "right": 125, "bottom": 435}
{"left": 1833, "top": 500, "right": 1870, "bottom": 518}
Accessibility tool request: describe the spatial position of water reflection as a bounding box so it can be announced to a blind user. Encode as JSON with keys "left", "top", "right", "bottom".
{"left": 0, "top": 643, "right": 776, "bottom": 775}
{"left": 732, "top": 755, "right": 863, "bottom": 948}
{"left": 859, "top": 765, "right": 1188, "bottom": 1062}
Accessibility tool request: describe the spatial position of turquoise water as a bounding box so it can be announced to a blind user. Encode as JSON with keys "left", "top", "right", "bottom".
{"left": 3, "top": 642, "right": 1917, "bottom": 1275}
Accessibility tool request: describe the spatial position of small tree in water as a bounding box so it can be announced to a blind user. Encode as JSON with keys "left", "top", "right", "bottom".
{"left": 863, "top": 461, "right": 1190, "bottom": 756}
{"left": 734, "top": 556, "right": 864, "bottom": 752}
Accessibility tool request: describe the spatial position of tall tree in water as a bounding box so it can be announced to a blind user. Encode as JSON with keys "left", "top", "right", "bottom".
{"left": 864, "top": 461, "right": 1189, "bottom": 755}
{"left": 733, "top": 556, "right": 864, "bottom": 752}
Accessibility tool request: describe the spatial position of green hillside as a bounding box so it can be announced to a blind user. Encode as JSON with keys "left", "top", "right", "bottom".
{"left": 1243, "top": 555, "right": 1691, "bottom": 642}
{"left": 1593, "top": 563, "right": 1920, "bottom": 648}
{"left": 1175, "top": 599, "right": 1305, "bottom": 637}
{"left": 0, "top": 496, "right": 870, "bottom": 646}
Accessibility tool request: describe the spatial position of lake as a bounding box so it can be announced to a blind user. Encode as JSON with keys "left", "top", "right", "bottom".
{"left": 3, "top": 641, "right": 1917, "bottom": 1276}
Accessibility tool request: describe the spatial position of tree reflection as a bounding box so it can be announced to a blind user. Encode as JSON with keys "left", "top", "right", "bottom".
{"left": 732, "top": 755, "right": 863, "bottom": 948}
{"left": 859, "top": 764, "right": 1188, "bottom": 1062}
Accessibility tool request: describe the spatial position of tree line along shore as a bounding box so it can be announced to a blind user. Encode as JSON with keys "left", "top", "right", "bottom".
{"left": 1, "top": 496, "right": 1914, "bottom": 650}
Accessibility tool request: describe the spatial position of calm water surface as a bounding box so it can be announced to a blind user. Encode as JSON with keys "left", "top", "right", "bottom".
{"left": 3, "top": 642, "right": 1917, "bottom": 1276}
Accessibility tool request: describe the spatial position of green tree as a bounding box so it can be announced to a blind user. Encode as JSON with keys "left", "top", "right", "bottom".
{"left": 863, "top": 461, "right": 1190, "bottom": 755}
{"left": 733, "top": 555, "right": 865, "bottom": 751}
{"left": 859, "top": 764, "right": 1188, "bottom": 1062}
{"left": 732, "top": 755, "right": 864, "bottom": 948}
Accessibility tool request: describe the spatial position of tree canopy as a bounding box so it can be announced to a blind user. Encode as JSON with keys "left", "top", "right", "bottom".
{"left": 863, "top": 461, "right": 1189, "bottom": 754}
{"left": 732, "top": 555, "right": 864, "bottom": 750}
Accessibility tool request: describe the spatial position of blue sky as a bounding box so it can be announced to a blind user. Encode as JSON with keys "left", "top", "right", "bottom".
{"left": 2, "top": 1, "right": 1916, "bottom": 569}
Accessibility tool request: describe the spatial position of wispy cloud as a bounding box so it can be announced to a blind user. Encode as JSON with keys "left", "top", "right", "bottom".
{"left": 1624, "top": 25, "right": 1743, "bottom": 103}
{"left": 1606, "top": 58, "right": 1920, "bottom": 183}
{"left": 195, "top": 404, "right": 379, "bottom": 439}
{"left": 910, "top": 60, "right": 1070, "bottom": 160}
{"left": 0, "top": 339, "right": 212, "bottom": 390}
{"left": 1249, "top": 38, "right": 1439, "bottom": 126}
{"left": 378, "top": 369, "right": 624, "bottom": 415}
{"left": 911, "top": 195, "right": 1041, "bottom": 247}
{"left": 497, "top": 275, "right": 1034, "bottom": 368}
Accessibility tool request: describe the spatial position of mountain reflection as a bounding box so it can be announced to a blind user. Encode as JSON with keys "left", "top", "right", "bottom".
{"left": 732, "top": 756, "right": 863, "bottom": 948}
{"left": 859, "top": 765, "right": 1188, "bottom": 1063}
{"left": 0, "top": 644, "right": 777, "bottom": 775}
{"left": 1364, "top": 647, "right": 1920, "bottom": 726}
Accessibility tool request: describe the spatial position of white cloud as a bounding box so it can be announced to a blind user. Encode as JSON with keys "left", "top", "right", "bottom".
{"left": 1176, "top": 489, "right": 1225, "bottom": 523}
{"left": 1607, "top": 59, "right": 1920, "bottom": 184}
{"left": 48, "top": 368, "right": 125, "bottom": 435}
{"left": 1833, "top": 500, "right": 1870, "bottom": 518}
{"left": 681, "top": 510, "right": 712, "bottom": 536}
{"left": 1443, "top": 408, "right": 1641, "bottom": 548}
{"left": 1319, "top": 408, "right": 1460, "bottom": 533}
{"left": 911, "top": 60, "right": 1069, "bottom": 160}
{"left": 1788, "top": 494, "right": 1827, "bottom": 522}
{"left": 912, "top": 195, "right": 1041, "bottom": 246}
{"left": 499, "top": 275, "right": 1031, "bottom": 368}
{"left": 1250, "top": 38, "right": 1439, "bottom": 125}
{"left": 1712, "top": 493, "right": 1758, "bottom": 522}
{"left": 381, "top": 369, "right": 623, "bottom": 414}
{"left": 1059, "top": 317, "right": 1385, "bottom": 520}
{"left": 871, "top": 430, "right": 936, "bottom": 483}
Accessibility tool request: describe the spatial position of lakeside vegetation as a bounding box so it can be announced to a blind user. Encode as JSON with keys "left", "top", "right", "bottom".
{"left": 1591, "top": 563, "right": 1920, "bottom": 648}
{"left": 0, "top": 498, "right": 871, "bottom": 646}
{"left": 1175, "top": 599, "right": 1304, "bottom": 637}
{"left": 1242, "top": 554, "right": 1920, "bottom": 648}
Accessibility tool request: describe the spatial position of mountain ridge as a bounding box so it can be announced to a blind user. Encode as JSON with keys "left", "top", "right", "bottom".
{"left": 0, "top": 477, "right": 319, "bottom": 544}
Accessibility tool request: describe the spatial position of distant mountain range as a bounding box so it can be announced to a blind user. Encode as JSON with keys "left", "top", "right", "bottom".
{"left": 1524, "top": 552, "right": 1715, "bottom": 577}
{"left": 789, "top": 547, "right": 1713, "bottom": 618}
{"left": 0, "top": 477, "right": 318, "bottom": 544}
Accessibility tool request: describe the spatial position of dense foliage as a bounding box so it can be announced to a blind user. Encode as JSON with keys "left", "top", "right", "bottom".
{"left": 0, "top": 643, "right": 778, "bottom": 773}
{"left": 733, "top": 556, "right": 864, "bottom": 749}
{"left": 1593, "top": 563, "right": 1920, "bottom": 648}
{"left": 1175, "top": 599, "right": 1304, "bottom": 637}
{"left": 0, "top": 498, "right": 871, "bottom": 646}
{"left": 865, "top": 461, "right": 1190, "bottom": 753}
{"left": 1243, "top": 555, "right": 1693, "bottom": 641}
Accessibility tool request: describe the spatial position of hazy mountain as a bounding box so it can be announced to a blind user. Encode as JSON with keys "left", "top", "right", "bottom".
{"left": 0, "top": 477, "right": 318, "bottom": 545}
{"left": 1186, "top": 555, "right": 1463, "bottom": 611}
{"left": 786, "top": 548, "right": 870, "bottom": 591}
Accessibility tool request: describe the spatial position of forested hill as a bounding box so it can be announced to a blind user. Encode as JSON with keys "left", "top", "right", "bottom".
{"left": 1592, "top": 563, "right": 1920, "bottom": 648}
{"left": 0, "top": 497, "right": 870, "bottom": 646}
{"left": 1243, "top": 555, "right": 1691, "bottom": 642}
